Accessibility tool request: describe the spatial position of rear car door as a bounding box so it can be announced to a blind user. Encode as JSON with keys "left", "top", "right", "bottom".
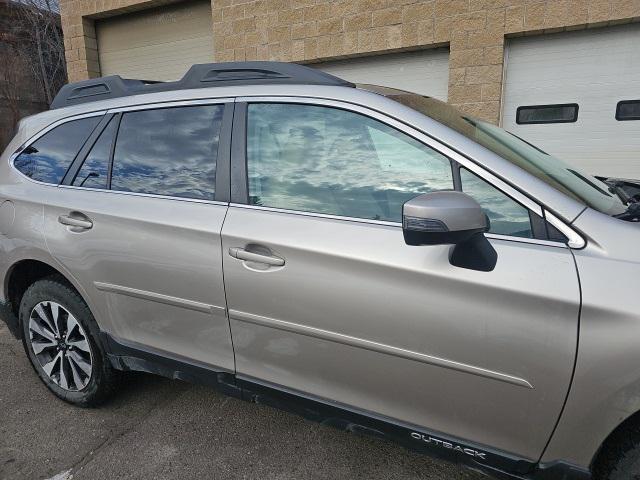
{"left": 221, "top": 99, "right": 580, "bottom": 464}
{"left": 42, "top": 100, "right": 235, "bottom": 371}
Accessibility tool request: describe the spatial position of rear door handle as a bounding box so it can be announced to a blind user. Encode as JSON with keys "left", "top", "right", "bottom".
{"left": 229, "top": 247, "right": 285, "bottom": 266}
{"left": 58, "top": 213, "right": 93, "bottom": 230}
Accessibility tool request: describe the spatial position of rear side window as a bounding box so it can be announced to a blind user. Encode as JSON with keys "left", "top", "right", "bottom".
{"left": 72, "top": 117, "right": 118, "bottom": 189}
{"left": 110, "top": 105, "right": 224, "bottom": 201}
{"left": 516, "top": 104, "right": 578, "bottom": 124}
{"left": 13, "top": 116, "right": 101, "bottom": 184}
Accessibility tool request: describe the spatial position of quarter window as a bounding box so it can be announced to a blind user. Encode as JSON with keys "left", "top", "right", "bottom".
{"left": 110, "top": 105, "right": 224, "bottom": 201}
{"left": 516, "top": 104, "right": 578, "bottom": 124}
{"left": 460, "top": 168, "right": 533, "bottom": 238}
{"left": 247, "top": 103, "right": 454, "bottom": 223}
{"left": 13, "top": 116, "right": 101, "bottom": 184}
{"left": 616, "top": 100, "right": 640, "bottom": 121}
{"left": 72, "top": 117, "right": 118, "bottom": 189}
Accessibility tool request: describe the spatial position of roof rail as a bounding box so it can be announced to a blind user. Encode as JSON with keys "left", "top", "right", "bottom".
{"left": 50, "top": 62, "right": 354, "bottom": 109}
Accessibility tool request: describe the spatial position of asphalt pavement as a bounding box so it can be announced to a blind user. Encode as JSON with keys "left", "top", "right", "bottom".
{"left": 0, "top": 323, "right": 485, "bottom": 480}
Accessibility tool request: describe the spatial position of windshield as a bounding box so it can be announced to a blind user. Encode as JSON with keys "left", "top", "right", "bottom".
{"left": 364, "top": 85, "right": 627, "bottom": 216}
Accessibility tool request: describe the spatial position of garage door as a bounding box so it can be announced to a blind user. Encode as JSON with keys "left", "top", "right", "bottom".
{"left": 502, "top": 24, "right": 640, "bottom": 179}
{"left": 314, "top": 49, "right": 450, "bottom": 101}
{"left": 96, "top": 0, "right": 214, "bottom": 82}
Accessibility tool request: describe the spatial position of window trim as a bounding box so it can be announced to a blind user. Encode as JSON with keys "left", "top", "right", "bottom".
{"left": 63, "top": 113, "right": 117, "bottom": 186}
{"left": 545, "top": 210, "right": 584, "bottom": 248}
{"left": 57, "top": 184, "right": 229, "bottom": 206}
{"left": 105, "top": 98, "right": 234, "bottom": 114}
{"left": 515, "top": 103, "right": 579, "bottom": 125}
{"left": 9, "top": 110, "right": 107, "bottom": 186}
{"left": 615, "top": 99, "right": 640, "bottom": 121}
{"left": 228, "top": 203, "right": 570, "bottom": 249}
{"left": 234, "top": 96, "right": 584, "bottom": 248}
{"left": 59, "top": 98, "right": 234, "bottom": 203}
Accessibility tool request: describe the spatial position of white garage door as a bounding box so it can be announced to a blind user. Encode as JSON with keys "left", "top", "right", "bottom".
{"left": 503, "top": 24, "right": 640, "bottom": 179}
{"left": 96, "top": 0, "right": 214, "bottom": 82}
{"left": 314, "top": 49, "right": 450, "bottom": 101}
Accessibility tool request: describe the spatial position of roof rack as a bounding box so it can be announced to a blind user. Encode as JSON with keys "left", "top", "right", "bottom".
{"left": 50, "top": 62, "right": 354, "bottom": 109}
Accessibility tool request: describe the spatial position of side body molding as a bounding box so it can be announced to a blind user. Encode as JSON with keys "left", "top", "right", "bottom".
{"left": 229, "top": 309, "right": 534, "bottom": 389}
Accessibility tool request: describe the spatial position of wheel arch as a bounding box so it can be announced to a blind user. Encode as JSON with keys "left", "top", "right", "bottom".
{"left": 590, "top": 409, "right": 640, "bottom": 478}
{"left": 4, "top": 257, "right": 98, "bottom": 335}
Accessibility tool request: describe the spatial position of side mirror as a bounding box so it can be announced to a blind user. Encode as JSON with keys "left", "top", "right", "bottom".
{"left": 402, "top": 191, "right": 497, "bottom": 272}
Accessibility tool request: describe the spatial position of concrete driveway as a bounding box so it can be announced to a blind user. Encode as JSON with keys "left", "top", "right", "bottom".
{"left": 0, "top": 324, "right": 485, "bottom": 480}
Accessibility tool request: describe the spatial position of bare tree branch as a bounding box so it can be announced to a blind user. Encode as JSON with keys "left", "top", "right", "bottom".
{"left": 12, "top": 0, "right": 67, "bottom": 104}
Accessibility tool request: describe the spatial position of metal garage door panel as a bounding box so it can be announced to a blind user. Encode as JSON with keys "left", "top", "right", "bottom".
{"left": 97, "top": 0, "right": 214, "bottom": 82}
{"left": 503, "top": 24, "right": 640, "bottom": 179}
{"left": 314, "top": 49, "right": 450, "bottom": 101}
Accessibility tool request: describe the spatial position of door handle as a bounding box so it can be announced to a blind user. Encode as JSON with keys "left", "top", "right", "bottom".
{"left": 58, "top": 213, "right": 93, "bottom": 230}
{"left": 229, "top": 247, "right": 285, "bottom": 267}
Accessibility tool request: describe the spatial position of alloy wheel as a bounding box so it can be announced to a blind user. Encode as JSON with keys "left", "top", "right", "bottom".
{"left": 28, "top": 301, "right": 93, "bottom": 391}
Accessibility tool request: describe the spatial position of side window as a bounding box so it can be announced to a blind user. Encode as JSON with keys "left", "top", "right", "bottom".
{"left": 616, "top": 100, "right": 640, "bottom": 121}
{"left": 13, "top": 116, "right": 101, "bottom": 184}
{"left": 460, "top": 168, "right": 533, "bottom": 238}
{"left": 247, "top": 103, "right": 453, "bottom": 223}
{"left": 72, "top": 117, "right": 118, "bottom": 189}
{"left": 111, "top": 105, "right": 224, "bottom": 201}
{"left": 516, "top": 104, "right": 578, "bottom": 124}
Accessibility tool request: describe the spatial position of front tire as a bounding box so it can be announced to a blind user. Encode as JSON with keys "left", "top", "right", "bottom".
{"left": 20, "top": 276, "right": 120, "bottom": 406}
{"left": 594, "top": 422, "right": 640, "bottom": 480}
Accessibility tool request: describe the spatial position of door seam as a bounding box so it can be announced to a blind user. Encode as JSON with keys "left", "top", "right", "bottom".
{"left": 536, "top": 248, "right": 583, "bottom": 463}
{"left": 219, "top": 100, "right": 237, "bottom": 373}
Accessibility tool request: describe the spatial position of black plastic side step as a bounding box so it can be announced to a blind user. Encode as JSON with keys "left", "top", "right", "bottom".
{"left": 102, "top": 333, "right": 591, "bottom": 480}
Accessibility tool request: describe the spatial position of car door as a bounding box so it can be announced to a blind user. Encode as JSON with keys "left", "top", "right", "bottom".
{"left": 43, "top": 100, "right": 235, "bottom": 371}
{"left": 221, "top": 99, "right": 580, "bottom": 462}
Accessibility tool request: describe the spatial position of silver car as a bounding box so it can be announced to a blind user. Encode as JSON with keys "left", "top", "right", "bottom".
{"left": 1, "top": 62, "right": 638, "bottom": 480}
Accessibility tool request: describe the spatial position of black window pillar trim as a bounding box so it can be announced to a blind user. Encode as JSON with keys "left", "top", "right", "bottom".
{"left": 452, "top": 160, "right": 462, "bottom": 192}
{"left": 106, "top": 113, "right": 123, "bottom": 190}
{"left": 230, "top": 101, "right": 249, "bottom": 204}
{"left": 215, "top": 102, "right": 235, "bottom": 203}
{"left": 61, "top": 113, "right": 113, "bottom": 186}
{"left": 529, "top": 211, "right": 549, "bottom": 240}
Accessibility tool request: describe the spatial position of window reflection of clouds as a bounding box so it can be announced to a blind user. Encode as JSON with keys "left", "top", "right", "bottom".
{"left": 460, "top": 168, "right": 532, "bottom": 238}
{"left": 73, "top": 117, "right": 117, "bottom": 189}
{"left": 111, "top": 105, "right": 223, "bottom": 201}
{"left": 389, "top": 93, "right": 623, "bottom": 215}
{"left": 14, "top": 117, "right": 101, "bottom": 184}
{"left": 247, "top": 104, "right": 453, "bottom": 222}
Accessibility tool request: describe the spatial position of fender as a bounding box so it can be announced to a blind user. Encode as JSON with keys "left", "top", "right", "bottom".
{"left": 543, "top": 211, "right": 640, "bottom": 470}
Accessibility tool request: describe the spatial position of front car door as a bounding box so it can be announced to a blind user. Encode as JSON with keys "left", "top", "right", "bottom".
{"left": 221, "top": 98, "right": 580, "bottom": 466}
{"left": 43, "top": 100, "right": 235, "bottom": 371}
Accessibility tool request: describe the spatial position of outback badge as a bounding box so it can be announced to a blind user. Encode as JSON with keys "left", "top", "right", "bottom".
{"left": 410, "top": 432, "right": 487, "bottom": 460}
